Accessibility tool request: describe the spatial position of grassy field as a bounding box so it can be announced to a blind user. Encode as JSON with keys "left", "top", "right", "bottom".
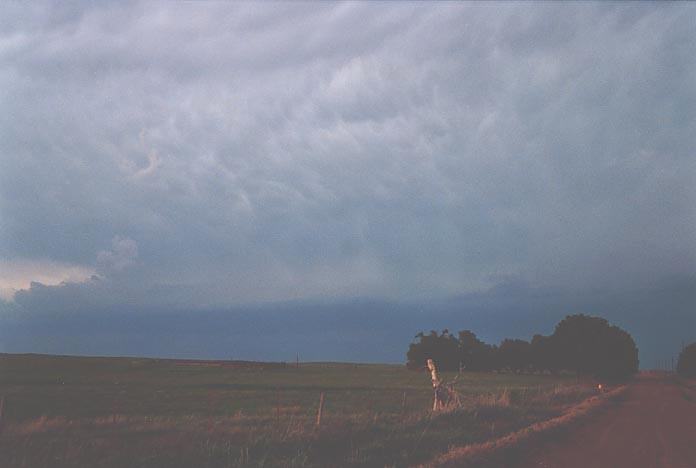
{"left": 0, "top": 353, "right": 596, "bottom": 467}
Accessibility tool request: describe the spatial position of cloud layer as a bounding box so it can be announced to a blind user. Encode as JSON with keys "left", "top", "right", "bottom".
{"left": 1, "top": 3, "right": 694, "bottom": 363}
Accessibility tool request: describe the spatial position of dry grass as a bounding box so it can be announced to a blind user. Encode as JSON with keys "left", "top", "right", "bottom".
{"left": 0, "top": 353, "right": 599, "bottom": 467}
{"left": 422, "top": 384, "right": 628, "bottom": 467}
{"left": 1, "top": 392, "right": 602, "bottom": 467}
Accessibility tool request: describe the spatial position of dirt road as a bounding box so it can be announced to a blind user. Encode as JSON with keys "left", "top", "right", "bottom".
{"left": 519, "top": 374, "right": 696, "bottom": 468}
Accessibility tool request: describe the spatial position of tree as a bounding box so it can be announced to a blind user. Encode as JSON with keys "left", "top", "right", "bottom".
{"left": 677, "top": 343, "right": 696, "bottom": 377}
{"left": 405, "top": 314, "right": 639, "bottom": 379}
{"left": 530, "top": 334, "right": 558, "bottom": 373}
{"left": 457, "top": 330, "right": 495, "bottom": 371}
{"left": 551, "top": 314, "right": 638, "bottom": 380}
{"left": 497, "top": 339, "right": 532, "bottom": 372}
{"left": 406, "top": 330, "right": 460, "bottom": 371}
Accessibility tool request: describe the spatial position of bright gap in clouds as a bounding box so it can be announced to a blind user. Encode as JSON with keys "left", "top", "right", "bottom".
{"left": 0, "top": 259, "right": 94, "bottom": 301}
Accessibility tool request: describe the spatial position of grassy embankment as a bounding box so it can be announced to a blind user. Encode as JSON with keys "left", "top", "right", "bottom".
{"left": 0, "top": 353, "right": 597, "bottom": 467}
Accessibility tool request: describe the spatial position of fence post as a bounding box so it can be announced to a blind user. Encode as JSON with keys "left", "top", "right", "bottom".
{"left": 427, "top": 359, "right": 442, "bottom": 411}
{"left": 0, "top": 396, "right": 5, "bottom": 433}
{"left": 276, "top": 388, "right": 280, "bottom": 424}
{"left": 316, "top": 392, "right": 325, "bottom": 427}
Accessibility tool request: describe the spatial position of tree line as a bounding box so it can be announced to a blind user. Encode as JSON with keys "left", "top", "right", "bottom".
{"left": 677, "top": 342, "right": 696, "bottom": 377}
{"left": 406, "top": 314, "right": 639, "bottom": 380}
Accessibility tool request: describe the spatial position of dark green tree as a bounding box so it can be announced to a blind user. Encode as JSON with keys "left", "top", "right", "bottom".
{"left": 457, "top": 330, "right": 495, "bottom": 371}
{"left": 530, "top": 334, "right": 557, "bottom": 373}
{"left": 677, "top": 343, "right": 696, "bottom": 377}
{"left": 497, "top": 338, "right": 532, "bottom": 372}
{"left": 551, "top": 314, "right": 638, "bottom": 380}
{"left": 406, "top": 314, "right": 639, "bottom": 379}
{"left": 406, "top": 329, "right": 460, "bottom": 371}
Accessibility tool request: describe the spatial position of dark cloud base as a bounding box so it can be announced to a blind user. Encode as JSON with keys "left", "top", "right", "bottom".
{"left": 2, "top": 277, "right": 693, "bottom": 369}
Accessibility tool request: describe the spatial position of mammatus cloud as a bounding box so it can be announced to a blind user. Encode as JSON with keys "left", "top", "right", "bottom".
{"left": 116, "top": 130, "right": 162, "bottom": 179}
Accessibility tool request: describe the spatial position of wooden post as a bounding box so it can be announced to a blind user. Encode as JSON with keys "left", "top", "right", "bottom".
{"left": 316, "top": 392, "right": 325, "bottom": 427}
{"left": 0, "top": 396, "right": 5, "bottom": 432}
{"left": 401, "top": 391, "right": 407, "bottom": 411}
{"left": 427, "top": 359, "right": 442, "bottom": 411}
{"left": 275, "top": 388, "right": 280, "bottom": 424}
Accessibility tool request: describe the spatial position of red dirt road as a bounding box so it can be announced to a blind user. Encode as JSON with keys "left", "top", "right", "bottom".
{"left": 519, "top": 374, "right": 696, "bottom": 468}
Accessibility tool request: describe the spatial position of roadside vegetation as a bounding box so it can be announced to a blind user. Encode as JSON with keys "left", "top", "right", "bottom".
{"left": 0, "top": 353, "right": 599, "bottom": 467}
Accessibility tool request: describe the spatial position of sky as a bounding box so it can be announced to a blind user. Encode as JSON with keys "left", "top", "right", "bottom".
{"left": 1, "top": 2, "right": 694, "bottom": 367}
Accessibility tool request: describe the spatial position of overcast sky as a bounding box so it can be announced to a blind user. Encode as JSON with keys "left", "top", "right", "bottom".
{"left": 1, "top": 2, "right": 694, "bottom": 366}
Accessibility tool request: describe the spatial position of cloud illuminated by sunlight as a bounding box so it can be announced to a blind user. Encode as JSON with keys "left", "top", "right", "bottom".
{"left": 0, "top": 259, "right": 95, "bottom": 301}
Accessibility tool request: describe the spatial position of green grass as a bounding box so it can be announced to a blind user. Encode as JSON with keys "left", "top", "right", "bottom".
{"left": 0, "top": 353, "right": 592, "bottom": 467}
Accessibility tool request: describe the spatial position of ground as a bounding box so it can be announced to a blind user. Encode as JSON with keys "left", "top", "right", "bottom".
{"left": 0, "top": 353, "right": 590, "bottom": 467}
{"left": 516, "top": 373, "right": 696, "bottom": 468}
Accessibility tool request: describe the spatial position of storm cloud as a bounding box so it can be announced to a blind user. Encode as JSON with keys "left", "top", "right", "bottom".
{"left": 1, "top": 3, "right": 694, "bottom": 365}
